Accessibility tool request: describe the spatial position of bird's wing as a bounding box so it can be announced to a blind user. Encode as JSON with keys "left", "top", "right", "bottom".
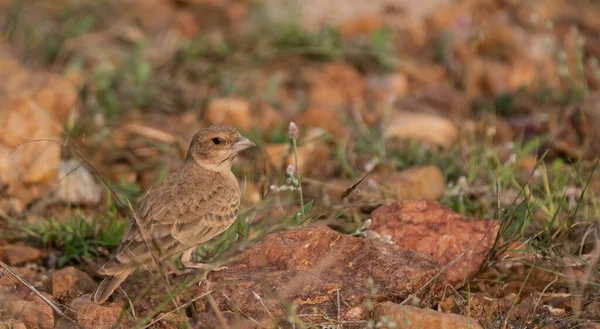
{"left": 110, "top": 166, "right": 240, "bottom": 269}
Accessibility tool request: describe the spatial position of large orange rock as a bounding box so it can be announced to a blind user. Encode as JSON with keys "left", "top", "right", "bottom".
{"left": 116, "top": 225, "right": 444, "bottom": 328}
{"left": 371, "top": 200, "right": 499, "bottom": 287}
{"left": 0, "top": 97, "right": 62, "bottom": 212}
{"left": 375, "top": 302, "right": 484, "bottom": 329}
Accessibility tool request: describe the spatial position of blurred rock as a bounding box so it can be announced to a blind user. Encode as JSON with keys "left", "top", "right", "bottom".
{"left": 57, "top": 297, "right": 126, "bottom": 329}
{"left": 266, "top": 0, "right": 450, "bottom": 32}
{"left": 304, "top": 166, "right": 446, "bottom": 204}
{"left": 52, "top": 160, "right": 102, "bottom": 206}
{"left": 0, "top": 266, "right": 35, "bottom": 287}
{"left": 264, "top": 128, "right": 330, "bottom": 175}
{"left": 0, "top": 97, "right": 62, "bottom": 213}
{"left": 250, "top": 100, "right": 282, "bottom": 136}
{"left": 383, "top": 111, "right": 458, "bottom": 148}
{"left": 366, "top": 73, "right": 409, "bottom": 120}
{"left": 484, "top": 60, "right": 536, "bottom": 95}
{"left": 478, "top": 25, "right": 520, "bottom": 60}
{"left": 0, "top": 57, "right": 78, "bottom": 123}
{"left": 550, "top": 92, "right": 600, "bottom": 159}
{"left": 1, "top": 294, "right": 54, "bottom": 329}
{"left": 374, "top": 302, "right": 483, "bottom": 329}
{"left": 0, "top": 245, "right": 41, "bottom": 266}
{"left": 295, "top": 106, "right": 349, "bottom": 139}
{"left": 124, "top": 225, "right": 443, "bottom": 327}
{"left": 441, "top": 293, "right": 515, "bottom": 326}
{"left": 0, "top": 320, "right": 27, "bottom": 329}
{"left": 339, "top": 14, "right": 384, "bottom": 40}
{"left": 203, "top": 98, "right": 251, "bottom": 131}
{"left": 371, "top": 200, "right": 499, "bottom": 286}
{"left": 304, "top": 63, "right": 364, "bottom": 108}
{"left": 50, "top": 267, "right": 98, "bottom": 303}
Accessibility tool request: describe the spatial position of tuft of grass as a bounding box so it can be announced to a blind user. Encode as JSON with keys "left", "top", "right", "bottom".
{"left": 13, "top": 203, "right": 126, "bottom": 267}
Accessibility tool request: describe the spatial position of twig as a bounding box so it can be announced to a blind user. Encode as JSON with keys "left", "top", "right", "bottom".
{"left": 336, "top": 289, "right": 341, "bottom": 322}
{"left": 0, "top": 261, "right": 86, "bottom": 329}
{"left": 207, "top": 292, "right": 231, "bottom": 329}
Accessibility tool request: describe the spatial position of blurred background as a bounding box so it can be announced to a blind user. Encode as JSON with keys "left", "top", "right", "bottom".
{"left": 1, "top": 0, "right": 600, "bottom": 327}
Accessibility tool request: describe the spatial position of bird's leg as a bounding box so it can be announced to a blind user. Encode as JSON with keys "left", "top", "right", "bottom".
{"left": 180, "top": 247, "right": 228, "bottom": 272}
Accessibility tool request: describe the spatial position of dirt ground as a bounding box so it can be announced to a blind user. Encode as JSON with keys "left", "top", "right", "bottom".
{"left": 1, "top": 0, "right": 600, "bottom": 328}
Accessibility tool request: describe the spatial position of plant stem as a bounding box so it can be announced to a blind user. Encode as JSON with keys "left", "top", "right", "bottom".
{"left": 292, "top": 139, "right": 305, "bottom": 214}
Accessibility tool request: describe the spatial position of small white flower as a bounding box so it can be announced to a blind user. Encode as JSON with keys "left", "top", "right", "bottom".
{"left": 286, "top": 164, "right": 295, "bottom": 176}
{"left": 288, "top": 122, "right": 299, "bottom": 140}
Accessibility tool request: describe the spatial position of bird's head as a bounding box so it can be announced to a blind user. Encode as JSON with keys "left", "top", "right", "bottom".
{"left": 186, "top": 125, "right": 255, "bottom": 171}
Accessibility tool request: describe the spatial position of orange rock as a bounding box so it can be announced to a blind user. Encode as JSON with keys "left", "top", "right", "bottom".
{"left": 204, "top": 98, "right": 252, "bottom": 131}
{"left": 50, "top": 267, "right": 98, "bottom": 303}
{"left": 175, "top": 10, "right": 199, "bottom": 39}
{"left": 126, "top": 225, "right": 443, "bottom": 326}
{"left": 304, "top": 166, "right": 446, "bottom": 203}
{"left": 383, "top": 111, "right": 458, "bottom": 148}
{"left": 58, "top": 297, "right": 127, "bottom": 329}
{"left": 339, "top": 15, "right": 384, "bottom": 40}
{"left": 264, "top": 129, "right": 329, "bottom": 175}
{"left": 296, "top": 106, "right": 349, "bottom": 139}
{"left": 1, "top": 294, "right": 54, "bottom": 329}
{"left": 0, "top": 244, "right": 41, "bottom": 266}
{"left": 250, "top": 101, "right": 282, "bottom": 135}
{"left": 0, "top": 98, "right": 62, "bottom": 211}
{"left": 366, "top": 73, "right": 409, "bottom": 106}
{"left": 371, "top": 200, "right": 499, "bottom": 287}
{"left": 478, "top": 25, "right": 519, "bottom": 59}
{"left": 484, "top": 60, "right": 536, "bottom": 95}
{"left": 375, "top": 302, "right": 483, "bottom": 329}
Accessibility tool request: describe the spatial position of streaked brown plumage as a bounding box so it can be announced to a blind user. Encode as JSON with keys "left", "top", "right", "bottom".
{"left": 92, "top": 125, "right": 255, "bottom": 304}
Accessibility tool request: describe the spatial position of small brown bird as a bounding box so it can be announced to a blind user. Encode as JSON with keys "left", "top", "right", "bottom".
{"left": 92, "top": 125, "right": 255, "bottom": 304}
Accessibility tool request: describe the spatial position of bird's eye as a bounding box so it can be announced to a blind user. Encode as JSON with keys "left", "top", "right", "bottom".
{"left": 212, "top": 137, "right": 221, "bottom": 145}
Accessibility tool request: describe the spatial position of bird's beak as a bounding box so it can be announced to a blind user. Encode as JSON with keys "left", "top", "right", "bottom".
{"left": 232, "top": 135, "right": 256, "bottom": 152}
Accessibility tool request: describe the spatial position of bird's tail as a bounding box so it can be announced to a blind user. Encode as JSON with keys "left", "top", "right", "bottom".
{"left": 92, "top": 267, "right": 133, "bottom": 304}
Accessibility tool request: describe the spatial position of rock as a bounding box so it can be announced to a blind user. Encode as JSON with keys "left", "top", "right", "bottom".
{"left": 338, "top": 14, "right": 384, "bottom": 40}
{"left": 53, "top": 160, "right": 102, "bottom": 206}
{"left": 550, "top": 92, "right": 600, "bottom": 159}
{"left": 50, "top": 267, "right": 98, "bottom": 303}
{"left": 441, "top": 293, "right": 515, "bottom": 326}
{"left": 266, "top": 0, "right": 450, "bottom": 32}
{"left": 483, "top": 60, "right": 537, "bottom": 95}
{"left": 126, "top": 225, "right": 443, "bottom": 327}
{"left": 305, "top": 63, "right": 364, "bottom": 109}
{"left": 304, "top": 166, "right": 446, "bottom": 205}
{"left": 0, "top": 320, "right": 27, "bottom": 329}
{"left": 371, "top": 201, "right": 499, "bottom": 287}
{"left": 374, "top": 302, "right": 483, "bottom": 329}
{"left": 249, "top": 101, "right": 282, "bottom": 137}
{"left": 295, "top": 106, "right": 349, "bottom": 139}
{"left": 0, "top": 266, "right": 35, "bottom": 287}
{"left": 57, "top": 297, "right": 127, "bottom": 329}
{"left": 366, "top": 72, "right": 409, "bottom": 104}
{"left": 203, "top": 98, "right": 251, "bottom": 132}
{"left": 383, "top": 111, "right": 458, "bottom": 149}
{"left": 1, "top": 294, "right": 54, "bottom": 329}
{"left": 0, "top": 245, "right": 41, "bottom": 266}
{"left": 0, "top": 97, "right": 62, "bottom": 213}
{"left": 0, "top": 58, "right": 78, "bottom": 123}
{"left": 264, "top": 128, "right": 330, "bottom": 175}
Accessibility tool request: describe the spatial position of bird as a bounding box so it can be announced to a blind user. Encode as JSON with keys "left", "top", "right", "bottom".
{"left": 92, "top": 125, "right": 255, "bottom": 304}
